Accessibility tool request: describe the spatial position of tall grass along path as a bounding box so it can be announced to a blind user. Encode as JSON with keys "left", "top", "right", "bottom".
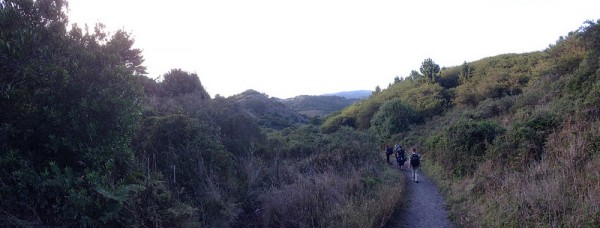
{"left": 386, "top": 168, "right": 454, "bottom": 228}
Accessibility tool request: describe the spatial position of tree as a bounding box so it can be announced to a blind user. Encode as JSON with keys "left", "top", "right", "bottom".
{"left": 0, "top": 0, "right": 152, "bottom": 225}
{"left": 408, "top": 70, "right": 422, "bottom": 81}
{"left": 459, "top": 61, "right": 473, "bottom": 83}
{"left": 162, "top": 69, "right": 210, "bottom": 99}
{"left": 394, "top": 76, "right": 402, "bottom": 84}
{"left": 419, "top": 58, "right": 441, "bottom": 83}
{"left": 373, "top": 85, "right": 382, "bottom": 94}
{"left": 579, "top": 19, "right": 600, "bottom": 52}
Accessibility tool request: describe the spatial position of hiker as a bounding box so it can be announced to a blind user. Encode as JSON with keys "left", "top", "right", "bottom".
{"left": 395, "top": 144, "right": 406, "bottom": 170}
{"left": 409, "top": 148, "right": 421, "bottom": 182}
{"left": 385, "top": 145, "right": 393, "bottom": 163}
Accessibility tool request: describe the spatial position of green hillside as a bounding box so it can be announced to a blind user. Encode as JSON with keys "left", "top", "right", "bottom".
{"left": 323, "top": 20, "right": 600, "bottom": 226}
{"left": 2, "top": 0, "right": 599, "bottom": 226}
{"left": 282, "top": 95, "right": 359, "bottom": 117}
{"left": 228, "top": 89, "right": 308, "bottom": 129}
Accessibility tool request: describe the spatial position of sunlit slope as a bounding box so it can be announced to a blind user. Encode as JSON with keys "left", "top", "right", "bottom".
{"left": 322, "top": 20, "right": 600, "bottom": 226}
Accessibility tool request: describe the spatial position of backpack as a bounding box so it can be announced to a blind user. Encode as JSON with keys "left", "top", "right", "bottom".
{"left": 397, "top": 154, "right": 406, "bottom": 165}
{"left": 410, "top": 153, "right": 420, "bottom": 167}
{"left": 386, "top": 147, "right": 393, "bottom": 155}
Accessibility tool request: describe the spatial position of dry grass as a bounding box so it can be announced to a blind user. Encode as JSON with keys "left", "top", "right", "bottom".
{"left": 428, "top": 116, "right": 600, "bottom": 227}
{"left": 336, "top": 167, "right": 405, "bottom": 228}
{"left": 259, "top": 166, "right": 404, "bottom": 227}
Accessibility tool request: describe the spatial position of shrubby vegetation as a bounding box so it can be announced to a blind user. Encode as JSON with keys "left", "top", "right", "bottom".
{"left": 370, "top": 98, "right": 419, "bottom": 139}
{"left": 323, "top": 19, "right": 600, "bottom": 227}
{"left": 282, "top": 95, "right": 359, "bottom": 117}
{"left": 3, "top": 0, "right": 600, "bottom": 226}
{"left": 228, "top": 89, "right": 308, "bottom": 130}
{"left": 429, "top": 20, "right": 600, "bottom": 227}
{"left": 426, "top": 119, "right": 505, "bottom": 178}
{"left": 0, "top": 1, "right": 402, "bottom": 226}
{"left": 1, "top": 0, "right": 150, "bottom": 225}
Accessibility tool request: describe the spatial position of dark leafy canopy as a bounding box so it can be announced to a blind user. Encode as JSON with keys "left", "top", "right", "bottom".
{"left": 420, "top": 58, "right": 441, "bottom": 83}
{"left": 162, "top": 69, "right": 210, "bottom": 98}
{"left": 0, "top": 0, "right": 149, "bottom": 225}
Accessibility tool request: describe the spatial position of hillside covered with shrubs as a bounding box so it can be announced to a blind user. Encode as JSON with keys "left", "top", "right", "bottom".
{"left": 323, "top": 19, "right": 600, "bottom": 226}
{"left": 282, "top": 94, "right": 360, "bottom": 118}
{"left": 0, "top": 1, "right": 401, "bottom": 226}
{"left": 2, "top": 0, "right": 600, "bottom": 227}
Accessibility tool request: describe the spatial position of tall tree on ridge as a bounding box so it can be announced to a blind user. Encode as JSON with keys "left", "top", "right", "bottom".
{"left": 420, "top": 58, "right": 440, "bottom": 83}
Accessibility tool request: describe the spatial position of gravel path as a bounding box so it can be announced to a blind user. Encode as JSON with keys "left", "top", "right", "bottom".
{"left": 386, "top": 167, "right": 454, "bottom": 228}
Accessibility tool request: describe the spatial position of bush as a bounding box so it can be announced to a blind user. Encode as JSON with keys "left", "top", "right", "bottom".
{"left": 321, "top": 114, "right": 356, "bottom": 133}
{"left": 371, "top": 98, "right": 420, "bottom": 139}
{"left": 400, "top": 83, "right": 448, "bottom": 118}
{"left": 427, "top": 119, "right": 505, "bottom": 178}
{"left": 490, "top": 110, "right": 561, "bottom": 169}
{"left": 466, "top": 96, "right": 516, "bottom": 120}
{"left": 133, "top": 114, "right": 237, "bottom": 226}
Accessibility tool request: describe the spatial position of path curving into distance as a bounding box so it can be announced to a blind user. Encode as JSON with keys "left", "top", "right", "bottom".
{"left": 386, "top": 167, "right": 454, "bottom": 228}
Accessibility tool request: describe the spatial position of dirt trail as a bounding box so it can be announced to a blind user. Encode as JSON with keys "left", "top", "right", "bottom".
{"left": 385, "top": 167, "right": 454, "bottom": 228}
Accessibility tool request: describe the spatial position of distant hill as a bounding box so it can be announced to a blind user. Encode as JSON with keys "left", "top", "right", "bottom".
{"left": 323, "top": 90, "right": 371, "bottom": 99}
{"left": 228, "top": 89, "right": 308, "bottom": 129}
{"left": 227, "top": 90, "right": 361, "bottom": 123}
{"left": 282, "top": 95, "right": 359, "bottom": 117}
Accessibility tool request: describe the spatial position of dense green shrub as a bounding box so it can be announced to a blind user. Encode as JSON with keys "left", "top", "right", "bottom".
{"left": 280, "top": 125, "right": 324, "bottom": 159}
{"left": 133, "top": 114, "right": 237, "bottom": 225}
{"left": 371, "top": 98, "right": 420, "bottom": 139}
{"left": 466, "top": 96, "right": 516, "bottom": 120}
{"left": 321, "top": 113, "right": 357, "bottom": 133}
{"left": 427, "top": 119, "right": 505, "bottom": 178}
{"left": 487, "top": 110, "right": 561, "bottom": 169}
{"left": 206, "top": 97, "right": 267, "bottom": 158}
{"left": 399, "top": 82, "right": 448, "bottom": 118}
{"left": 438, "top": 66, "right": 461, "bottom": 89}
{"left": 321, "top": 127, "right": 380, "bottom": 171}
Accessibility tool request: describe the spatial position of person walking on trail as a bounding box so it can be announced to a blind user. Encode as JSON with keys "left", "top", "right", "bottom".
{"left": 409, "top": 148, "right": 422, "bottom": 183}
{"left": 395, "top": 144, "right": 406, "bottom": 170}
{"left": 385, "top": 145, "right": 393, "bottom": 163}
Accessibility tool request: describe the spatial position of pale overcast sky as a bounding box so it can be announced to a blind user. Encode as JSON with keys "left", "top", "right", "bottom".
{"left": 68, "top": 0, "right": 599, "bottom": 98}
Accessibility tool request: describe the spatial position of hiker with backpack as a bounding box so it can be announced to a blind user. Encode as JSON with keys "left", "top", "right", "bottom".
{"left": 409, "top": 148, "right": 421, "bottom": 183}
{"left": 385, "top": 145, "right": 394, "bottom": 163}
{"left": 395, "top": 144, "right": 406, "bottom": 170}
